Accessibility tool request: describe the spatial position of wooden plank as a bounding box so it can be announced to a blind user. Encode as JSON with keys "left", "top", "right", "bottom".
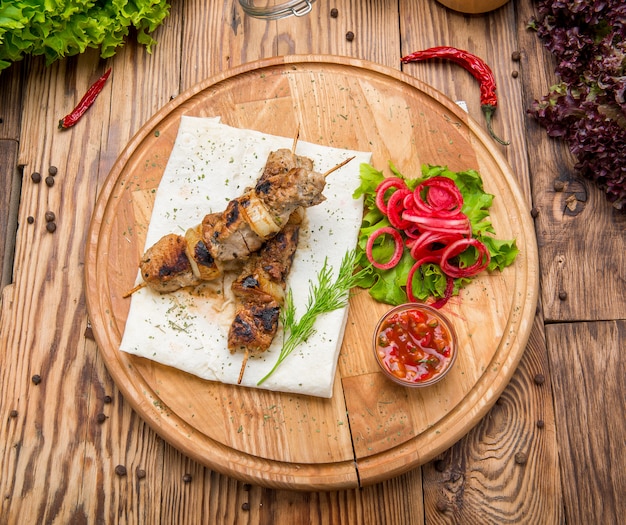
{"left": 0, "top": 140, "right": 20, "bottom": 290}
{"left": 546, "top": 321, "right": 626, "bottom": 523}
{"left": 0, "top": 62, "right": 23, "bottom": 140}
{"left": 0, "top": 61, "right": 24, "bottom": 290}
{"left": 515, "top": 0, "right": 626, "bottom": 322}
{"left": 254, "top": 470, "right": 424, "bottom": 525}
{"left": 398, "top": 2, "right": 563, "bottom": 523}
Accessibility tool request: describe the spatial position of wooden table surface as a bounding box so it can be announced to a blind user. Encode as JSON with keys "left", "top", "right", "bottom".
{"left": 1, "top": 0, "right": 624, "bottom": 523}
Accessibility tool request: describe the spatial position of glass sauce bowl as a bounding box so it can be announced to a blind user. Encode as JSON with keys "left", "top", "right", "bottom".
{"left": 373, "top": 304, "right": 458, "bottom": 387}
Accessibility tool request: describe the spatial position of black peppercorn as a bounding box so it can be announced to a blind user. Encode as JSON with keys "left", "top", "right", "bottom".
{"left": 31, "top": 172, "right": 42, "bottom": 183}
{"left": 115, "top": 465, "right": 127, "bottom": 476}
{"left": 32, "top": 374, "right": 42, "bottom": 385}
{"left": 511, "top": 51, "right": 521, "bottom": 61}
{"left": 530, "top": 207, "right": 539, "bottom": 218}
{"left": 183, "top": 473, "right": 192, "bottom": 483}
{"left": 533, "top": 373, "right": 545, "bottom": 385}
{"left": 136, "top": 468, "right": 146, "bottom": 479}
{"left": 346, "top": 31, "right": 354, "bottom": 41}
{"left": 46, "top": 222, "right": 57, "bottom": 233}
{"left": 10, "top": 410, "right": 18, "bottom": 418}
{"left": 45, "top": 176, "right": 55, "bottom": 187}
{"left": 241, "top": 502, "right": 250, "bottom": 511}
{"left": 48, "top": 166, "right": 58, "bottom": 176}
{"left": 96, "top": 413, "right": 106, "bottom": 423}
{"left": 511, "top": 70, "right": 519, "bottom": 78}
{"left": 27, "top": 216, "right": 34, "bottom": 224}
{"left": 45, "top": 211, "right": 56, "bottom": 222}
{"left": 330, "top": 7, "right": 338, "bottom": 17}
{"left": 558, "top": 290, "right": 567, "bottom": 301}
{"left": 103, "top": 395, "right": 113, "bottom": 404}
{"left": 537, "top": 420, "right": 545, "bottom": 428}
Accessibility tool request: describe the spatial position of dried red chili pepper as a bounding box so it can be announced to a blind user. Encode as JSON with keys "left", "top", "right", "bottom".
{"left": 401, "top": 47, "right": 510, "bottom": 146}
{"left": 58, "top": 68, "right": 112, "bottom": 129}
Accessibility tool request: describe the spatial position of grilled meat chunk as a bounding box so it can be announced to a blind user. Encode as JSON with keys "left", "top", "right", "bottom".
{"left": 228, "top": 217, "right": 301, "bottom": 354}
{"left": 228, "top": 302, "right": 282, "bottom": 355}
{"left": 203, "top": 165, "right": 322, "bottom": 261}
{"left": 202, "top": 201, "right": 265, "bottom": 261}
{"left": 139, "top": 234, "right": 200, "bottom": 293}
{"left": 258, "top": 148, "right": 314, "bottom": 184}
{"left": 202, "top": 198, "right": 264, "bottom": 261}
{"left": 255, "top": 167, "right": 325, "bottom": 220}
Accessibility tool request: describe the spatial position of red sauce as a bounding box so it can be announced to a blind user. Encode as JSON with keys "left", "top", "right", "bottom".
{"left": 375, "top": 306, "right": 455, "bottom": 385}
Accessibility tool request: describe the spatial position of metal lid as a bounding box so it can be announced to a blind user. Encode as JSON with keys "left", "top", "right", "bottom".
{"left": 238, "top": 0, "right": 315, "bottom": 20}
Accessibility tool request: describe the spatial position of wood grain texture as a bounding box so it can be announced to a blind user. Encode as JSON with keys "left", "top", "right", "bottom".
{"left": 545, "top": 321, "right": 626, "bottom": 524}
{"left": 0, "top": 61, "right": 23, "bottom": 141}
{"left": 2, "top": 0, "right": 619, "bottom": 521}
{"left": 422, "top": 315, "right": 563, "bottom": 524}
{"left": 0, "top": 141, "right": 19, "bottom": 290}
{"left": 0, "top": 62, "right": 23, "bottom": 290}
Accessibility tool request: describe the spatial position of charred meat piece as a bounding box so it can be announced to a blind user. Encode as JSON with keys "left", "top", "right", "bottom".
{"left": 202, "top": 200, "right": 266, "bottom": 261}
{"left": 257, "top": 148, "right": 314, "bottom": 184}
{"left": 139, "top": 234, "right": 200, "bottom": 293}
{"left": 183, "top": 224, "right": 222, "bottom": 281}
{"left": 255, "top": 167, "right": 326, "bottom": 221}
{"left": 228, "top": 301, "right": 282, "bottom": 355}
{"left": 228, "top": 216, "right": 301, "bottom": 355}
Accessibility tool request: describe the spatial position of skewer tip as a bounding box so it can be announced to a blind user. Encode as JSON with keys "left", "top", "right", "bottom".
{"left": 237, "top": 349, "right": 250, "bottom": 384}
{"left": 122, "top": 281, "right": 146, "bottom": 298}
{"left": 323, "top": 156, "right": 356, "bottom": 178}
{"left": 291, "top": 125, "right": 301, "bottom": 154}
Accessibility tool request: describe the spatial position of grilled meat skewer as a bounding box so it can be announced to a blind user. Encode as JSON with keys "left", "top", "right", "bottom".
{"left": 204, "top": 165, "right": 325, "bottom": 261}
{"left": 205, "top": 154, "right": 353, "bottom": 265}
{"left": 229, "top": 212, "right": 302, "bottom": 383}
{"left": 124, "top": 150, "right": 311, "bottom": 298}
{"left": 125, "top": 154, "right": 353, "bottom": 298}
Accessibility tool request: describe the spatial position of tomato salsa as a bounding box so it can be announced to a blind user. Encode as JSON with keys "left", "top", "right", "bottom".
{"left": 373, "top": 304, "right": 457, "bottom": 386}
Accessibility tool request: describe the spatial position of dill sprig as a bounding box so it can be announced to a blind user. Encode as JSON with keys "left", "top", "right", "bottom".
{"left": 257, "top": 249, "right": 370, "bottom": 385}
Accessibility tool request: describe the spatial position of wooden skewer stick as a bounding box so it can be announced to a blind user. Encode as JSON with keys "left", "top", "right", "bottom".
{"left": 291, "top": 125, "right": 300, "bottom": 154}
{"left": 323, "top": 156, "right": 355, "bottom": 178}
{"left": 123, "top": 281, "right": 147, "bottom": 298}
{"left": 237, "top": 349, "right": 250, "bottom": 384}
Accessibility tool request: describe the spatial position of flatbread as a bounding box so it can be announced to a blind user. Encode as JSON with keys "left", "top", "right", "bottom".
{"left": 119, "top": 116, "right": 372, "bottom": 398}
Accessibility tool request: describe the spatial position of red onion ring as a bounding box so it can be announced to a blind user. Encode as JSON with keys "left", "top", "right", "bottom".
{"left": 375, "top": 177, "right": 407, "bottom": 215}
{"left": 440, "top": 238, "right": 491, "bottom": 278}
{"left": 366, "top": 226, "right": 404, "bottom": 270}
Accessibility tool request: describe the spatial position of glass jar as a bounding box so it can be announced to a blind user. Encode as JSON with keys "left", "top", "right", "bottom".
{"left": 238, "top": 0, "right": 316, "bottom": 20}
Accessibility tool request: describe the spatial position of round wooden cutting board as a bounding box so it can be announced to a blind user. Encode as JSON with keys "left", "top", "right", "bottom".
{"left": 85, "top": 55, "right": 538, "bottom": 490}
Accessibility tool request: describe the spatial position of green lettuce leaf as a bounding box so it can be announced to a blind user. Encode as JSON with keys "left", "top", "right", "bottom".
{"left": 353, "top": 162, "right": 519, "bottom": 305}
{"left": 0, "top": 0, "right": 170, "bottom": 72}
